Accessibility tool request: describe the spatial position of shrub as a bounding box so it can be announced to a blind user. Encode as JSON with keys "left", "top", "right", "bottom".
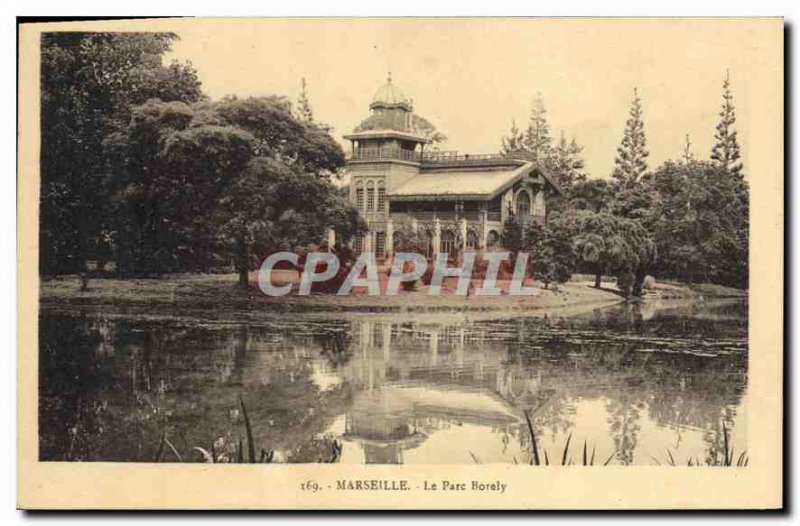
{"left": 642, "top": 275, "right": 656, "bottom": 290}
{"left": 616, "top": 271, "right": 634, "bottom": 297}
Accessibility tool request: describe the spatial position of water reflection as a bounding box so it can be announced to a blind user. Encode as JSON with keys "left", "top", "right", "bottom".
{"left": 39, "top": 299, "right": 747, "bottom": 465}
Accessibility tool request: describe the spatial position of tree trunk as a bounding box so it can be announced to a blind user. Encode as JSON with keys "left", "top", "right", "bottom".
{"left": 632, "top": 267, "right": 647, "bottom": 297}
{"left": 594, "top": 266, "right": 602, "bottom": 289}
{"left": 235, "top": 233, "right": 250, "bottom": 289}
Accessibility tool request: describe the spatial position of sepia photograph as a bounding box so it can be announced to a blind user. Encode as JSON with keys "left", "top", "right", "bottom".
{"left": 16, "top": 16, "right": 783, "bottom": 510}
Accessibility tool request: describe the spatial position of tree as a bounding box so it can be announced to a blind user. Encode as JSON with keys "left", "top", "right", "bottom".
{"left": 523, "top": 217, "right": 575, "bottom": 288}
{"left": 500, "top": 119, "right": 526, "bottom": 155}
{"left": 40, "top": 32, "right": 203, "bottom": 275}
{"left": 115, "top": 97, "right": 365, "bottom": 286}
{"left": 648, "top": 160, "right": 748, "bottom": 288}
{"left": 612, "top": 88, "right": 649, "bottom": 188}
{"left": 295, "top": 77, "right": 314, "bottom": 123}
{"left": 567, "top": 179, "right": 614, "bottom": 213}
{"left": 710, "top": 71, "right": 743, "bottom": 176}
{"left": 410, "top": 114, "right": 448, "bottom": 146}
{"left": 501, "top": 212, "right": 524, "bottom": 255}
{"left": 571, "top": 211, "right": 653, "bottom": 295}
{"left": 682, "top": 133, "right": 695, "bottom": 164}
{"left": 523, "top": 93, "right": 552, "bottom": 164}
{"left": 549, "top": 132, "right": 587, "bottom": 189}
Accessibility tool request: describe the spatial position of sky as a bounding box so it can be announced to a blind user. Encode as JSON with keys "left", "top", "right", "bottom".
{"left": 166, "top": 18, "right": 781, "bottom": 179}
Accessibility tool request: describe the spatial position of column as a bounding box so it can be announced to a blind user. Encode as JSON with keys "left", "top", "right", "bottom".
{"left": 385, "top": 219, "right": 394, "bottom": 257}
{"left": 326, "top": 228, "right": 336, "bottom": 250}
{"left": 363, "top": 231, "right": 373, "bottom": 255}
{"left": 459, "top": 218, "right": 468, "bottom": 252}
{"left": 432, "top": 218, "right": 441, "bottom": 256}
{"left": 481, "top": 210, "right": 488, "bottom": 249}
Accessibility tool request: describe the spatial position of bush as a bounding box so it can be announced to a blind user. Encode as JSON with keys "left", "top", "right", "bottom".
{"left": 642, "top": 275, "right": 656, "bottom": 290}
{"left": 616, "top": 271, "right": 634, "bottom": 297}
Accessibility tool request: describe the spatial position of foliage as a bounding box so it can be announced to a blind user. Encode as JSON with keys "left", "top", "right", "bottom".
{"left": 500, "top": 119, "right": 525, "bottom": 155}
{"left": 40, "top": 32, "right": 203, "bottom": 275}
{"left": 646, "top": 160, "right": 748, "bottom": 288}
{"left": 114, "top": 97, "right": 365, "bottom": 283}
{"left": 523, "top": 93, "right": 552, "bottom": 163}
{"left": 569, "top": 210, "right": 654, "bottom": 295}
{"left": 295, "top": 77, "right": 314, "bottom": 123}
{"left": 710, "top": 72, "right": 743, "bottom": 176}
{"left": 522, "top": 217, "right": 575, "bottom": 288}
{"left": 549, "top": 133, "right": 587, "bottom": 188}
{"left": 501, "top": 213, "right": 524, "bottom": 255}
{"left": 612, "top": 88, "right": 649, "bottom": 188}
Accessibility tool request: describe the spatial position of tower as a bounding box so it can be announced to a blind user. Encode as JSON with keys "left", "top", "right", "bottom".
{"left": 344, "top": 74, "right": 429, "bottom": 255}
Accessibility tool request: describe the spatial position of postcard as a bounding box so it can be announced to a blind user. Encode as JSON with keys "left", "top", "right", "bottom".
{"left": 17, "top": 17, "right": 783, "bottom": 510}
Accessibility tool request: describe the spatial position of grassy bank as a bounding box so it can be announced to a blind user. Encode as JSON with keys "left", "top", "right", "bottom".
{"left": 41, "top": 271, "right": 626, "bottom": 315}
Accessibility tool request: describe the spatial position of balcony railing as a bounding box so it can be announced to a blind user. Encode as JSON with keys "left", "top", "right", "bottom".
{"left": 350, "top": 148, "right": 518, "bottom": 166}
{"left": 390, "top": 211, "right": 491, "bottom": 224}
{"left": 352, "top": 147, "right": 421, "bottom": 162}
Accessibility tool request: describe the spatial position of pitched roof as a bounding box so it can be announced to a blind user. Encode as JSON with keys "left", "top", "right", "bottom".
{"left": 389, "top": 162, "right": 561, "bottom": 201}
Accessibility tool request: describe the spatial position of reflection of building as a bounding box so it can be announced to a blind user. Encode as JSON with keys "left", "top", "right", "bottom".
{"left": 338, "top": 320, "right": 541, "bottom": 463}
{"left": 343, "top": 74, "right": 562, "bottom": 256}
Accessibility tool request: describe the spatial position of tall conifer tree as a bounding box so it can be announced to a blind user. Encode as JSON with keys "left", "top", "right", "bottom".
{"left": 296, "top": 77, "right": 314, "bottom": 123}
{"left": 710, "top": 71, "right": 743, "bottom": 176}
{"left": 524, "top": 93, "right": 552, "bottom": 163}
{"left": 612, "top": 88, "right": 649, "bottom": 187}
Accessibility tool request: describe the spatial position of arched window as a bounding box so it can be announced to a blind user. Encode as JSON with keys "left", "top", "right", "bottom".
{"left": 440, "top": 231, "right": 456, "bottom": 255}
{"left": 516, "top": 190, "right": 531, "bottom": 216}
{"left": 366, "top": 181, "right": 375, "bottom": 211}
{"left": 355, "top": 181, "right": 365, "bottom": 211}
{"left": 466, "top": 231, "right": 479, "bottom": 251}
{"left": 377, "top": 181, "right": 386, "bottom": 212}
{"left": 487, "top": 230, "right": 500, "bottom": 248}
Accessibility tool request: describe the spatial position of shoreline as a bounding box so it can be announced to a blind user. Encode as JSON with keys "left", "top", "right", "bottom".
{"left": 39, "top": 272, "right": 746, "bottom": 320}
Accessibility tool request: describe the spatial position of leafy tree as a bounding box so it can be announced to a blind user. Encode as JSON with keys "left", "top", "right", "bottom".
{"left": 501, "top": 212, "right": 524, "bottom": 255}
{"left": 411, "top": 114, "right": 447, "bottom": 146}
{"left": 40, "top": 32, "right": 203, "bottom": 275}
{"left": 648, "top": 160, "right": 748, "bottom": 287}
{"left": 710, "top": 71, "right": 743, "bottom": 176}
{"left": 612, "top": 88, "right": 649, "bottom": 188}
{"left": 567, "top": 179, "right": 614, "bottom": 213}
{"left": 115, "top": 97, "right": 365, "bottom": 285}
{"left": 523, "top": 217, "right": 575, "bottom": 288}
{"left": 571, "top": 211, "right": 653, "bottom": 295}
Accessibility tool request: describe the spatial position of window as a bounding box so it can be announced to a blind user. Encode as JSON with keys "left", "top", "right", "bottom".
{"left": 356, "top": 183, "right": 365, "bottom": 210}
{"left": 366, "top": 181, "right": 375, "bottom": 211}
{"left": 377, "top": 183, "right": 386, "bottom": 212}
{"left": 375, "top": 232, "right": 386, "bottom": 257}
{"left": 487, "top": 230, "right": 500, "bottom": 248}
{"left": 533, "top": 190, "right": 546, "bottom": 216}
{"left": 440, "top": 231, "right": 456, "bottom": 255}
{"left": 516, "top": 190, "right": 531, "bottom": 216}
{"left": 466, "top": 231, "right": 479, "bottom": 250}
{"left": 354, "top": 235, "right": 363, "bottom": 253}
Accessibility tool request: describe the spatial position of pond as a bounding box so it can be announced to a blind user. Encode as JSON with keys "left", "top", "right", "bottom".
{"left": 39, "top": 299, "right": 748, "bottom": 465}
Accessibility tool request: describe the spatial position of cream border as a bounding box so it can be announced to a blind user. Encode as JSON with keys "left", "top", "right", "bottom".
{"left": 17, "top": 18, "right": 783, "bottom": 510}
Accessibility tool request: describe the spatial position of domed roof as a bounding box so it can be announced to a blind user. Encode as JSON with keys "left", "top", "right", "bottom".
{"left": 371, "top": 73, "right": 411, "bottom": 107}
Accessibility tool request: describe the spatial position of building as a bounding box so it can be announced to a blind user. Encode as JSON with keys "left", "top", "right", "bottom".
{"left": 342, "top": 74, "right": 562, "bottom": 257}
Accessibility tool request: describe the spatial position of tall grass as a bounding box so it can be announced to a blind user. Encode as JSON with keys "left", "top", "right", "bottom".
{"left": 523, "top": 409, "right": 612, "bottom": 466}
{"left": 152, "top": 394, "right": 341, "bottom": 464}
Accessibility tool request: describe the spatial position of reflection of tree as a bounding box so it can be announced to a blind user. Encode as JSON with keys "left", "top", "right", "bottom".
{"left": 316, "top": 329, "right": 352, "bottom": 369}
{"left": 605, "top": 396, "right": 643, "bottom": 465}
